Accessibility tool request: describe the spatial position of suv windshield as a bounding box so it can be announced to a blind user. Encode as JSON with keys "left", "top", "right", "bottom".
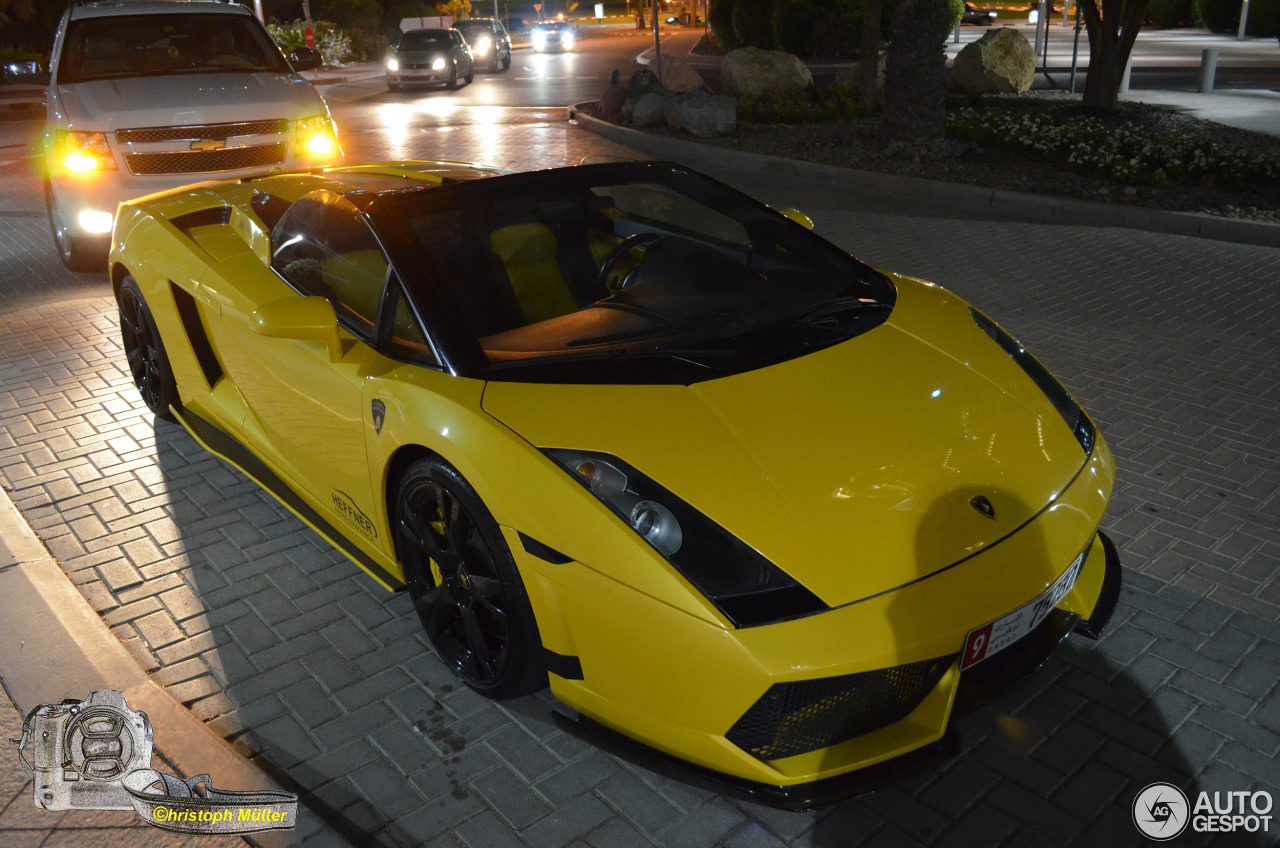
{"left": 370, "top": 163, "right": 895, "bottom": 384}
{"left": 58, "top": 13, "right": 289, "bottom": 83}
{"left": 454, "top": 21, "right": 494, "bottom": 34}
{"left": 398, "top": 30, "right": 453, "bottom": 50}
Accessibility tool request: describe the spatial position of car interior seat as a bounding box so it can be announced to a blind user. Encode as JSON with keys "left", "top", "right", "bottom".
{"left": 489, "top": 223, "right": 578, "bottom": 325}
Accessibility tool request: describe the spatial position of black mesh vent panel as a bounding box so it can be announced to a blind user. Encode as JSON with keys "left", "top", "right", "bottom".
{"left": 725, "top": 656, "right": 956, "bottom": 761}
{"left": 116, "top": 120, "right": 289, "bottom": 144}
{"left": 126, "top": 143, "right": 286, "bottom": 175}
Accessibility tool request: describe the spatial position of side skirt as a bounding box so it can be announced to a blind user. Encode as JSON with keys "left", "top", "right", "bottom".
{"left": 170, "top": 405, "right": 405, "bottom": 591}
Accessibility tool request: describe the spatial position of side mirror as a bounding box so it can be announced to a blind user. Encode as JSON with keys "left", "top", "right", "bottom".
{"left": 779, "top": 208, "right": 814, "bottom": 230}
{"left": 250, "top": 296, "right": 342, "bottom": 361}
{"left": 289, "top": 47, "right": 324, "bottom": 72}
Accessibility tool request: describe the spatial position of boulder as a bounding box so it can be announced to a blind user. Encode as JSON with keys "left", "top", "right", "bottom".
{"left": 621, "top": 97, "right": 639, "bottom": 122}
{"left": 951, "top": 27, "right": 1035, "bottom": 95}
{"left": 597, "top": 82, "right": 628, "bottom": 122}
{"left": 656, "top": 55, "right": 707, "bottom": 94}
{"left": 833, "top": 51, "right": 887, "bottom": 92}
{"left": 627, "top": 67, "right": 664, "bottom": 98}
{"left": 720, "top": 47, "right": 812, "bottom": 96}
{"left": 631, "top": 91, "right": 669, "bottom": 127}
{"left": 664, "top": 90, "right": 737, "bottom": 138}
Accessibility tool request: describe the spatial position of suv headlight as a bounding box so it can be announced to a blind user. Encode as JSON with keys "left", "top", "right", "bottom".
{"left": 432, "top": 56, "right": 447, "bottom": 70}
{"left": 971, "top": 307, "right": 1095, "bottom": 455}
{"left": 53, "top": 130, "right": 116, "bottom": 172}
{"left": 296, "top": 114, "right": 338, "bottom": 157}
{"left": 386, "top": 57, "right": 400, "bottom": 71}
{"left": 475, "top": 36, "right": 492, "bottom": 54}
{"left": 546, "top": 450, "right": 829, "bottom": 628}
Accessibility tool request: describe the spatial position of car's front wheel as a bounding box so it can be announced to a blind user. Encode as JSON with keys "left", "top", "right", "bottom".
{"left": 446, "top": 61, "right": 459, "bottom": 89}
{"left": 501, "top": 53, "right": 511, "bottom": 69}
{"left": 45, "top": 178, "right": 107, "bottom": 273}
{"left": 396, "top": 457, "right": 548, "bottom": 699}
{"left": 117, "top": 275, "right": 179, "bottom": 421}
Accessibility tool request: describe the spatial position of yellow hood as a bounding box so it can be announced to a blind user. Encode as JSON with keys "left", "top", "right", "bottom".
{"left": 481, "top": 280, "right": 1090, "bottom": 607}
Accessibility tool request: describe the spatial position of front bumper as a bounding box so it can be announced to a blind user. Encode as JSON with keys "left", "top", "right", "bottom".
{"left": 388, "top": 69, "right": 450, "bottom": 84}
{"left": 555, "top": 533, "right": 1122, "bottom": 810}
{"left": 519, "top": 438, "right": 1117, "bottom": 796}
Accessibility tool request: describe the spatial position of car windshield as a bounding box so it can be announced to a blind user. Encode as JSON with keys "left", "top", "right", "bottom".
{"left": 534, "top": 21, "right": 569, "bottom": 30}
{"left": 399, "top": 30, "right": 453, "bottom": 50}
{"left": 370, "top": 163, "right": 895, "bottom": 384}
{"left": 57, "top": 13, "right": 289, "bottom": 83}
{"left": 454, "top": 22, "right": 493, "bottom": 34}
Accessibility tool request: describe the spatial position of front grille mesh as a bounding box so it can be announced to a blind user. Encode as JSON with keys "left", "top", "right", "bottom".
{"left": 116, "top": 119, "right": 289, "bottom": 144}
{"left": 725, "top": 656, "right": 955, "bottom": 761}
{"left": 125, "top": 142, "right": 287, "bottom": 175}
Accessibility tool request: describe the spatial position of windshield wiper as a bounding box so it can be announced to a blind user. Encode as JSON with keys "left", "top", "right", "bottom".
{"left": 791, "top": 296, "right": 886, "bottom": 329}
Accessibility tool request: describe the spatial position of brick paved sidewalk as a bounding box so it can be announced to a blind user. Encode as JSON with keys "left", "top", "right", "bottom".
{"left": 1, "top": 121, "right": 1279, "bottom": 847}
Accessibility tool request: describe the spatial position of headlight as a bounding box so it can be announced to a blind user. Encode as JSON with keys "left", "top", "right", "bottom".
{"left": 546, "top": 450, "right": 829, "bottom": 628}
{"left": 431, "top": 56, "right": 447, "bottom": 70}
{"left": 971, "top": 307, "right": 1095, "bottom": 454}
{"left": 386, "top": 57, "right": 400, "bottom": 71}
{"left": 295, "top": 114, "right": 338, "bottom": 157}
{"left": 77, "top": 209, "right": 114, "bottom": 234}
{"left": 53, "top": 130, "right": 116, "bottom": 172}
{"left": 532, "top": 31, "right": 547, "bottom": 46}
{"left": 562, "top": 33, "right": 574, "bottom": 46}
{"left": 476, "top": 36, "right": 491, "bottom": 53}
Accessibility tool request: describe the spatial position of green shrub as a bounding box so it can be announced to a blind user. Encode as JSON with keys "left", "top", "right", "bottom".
{"left": 1147, "top": 0, "right": 1194, "bottom": 26}
{"left": 738, "top": 84, "right": 878, "bottom": 122}
{"left": 0, "top": 45, "right": 42, "bottom": 65}
{"left": 732, "top": 0, "right": 775, "bottom": 47}
{"left": 1194, "top": 0, "right": 1237, "bottom": 30}
{"left": 709, "top": 0, "right": 738, "bottom": 47}
{"left": 945, "top": 0, "right": 963, "bottom": 30}
{"left": 267, "top": 20, "right": 352, "bottom": 65}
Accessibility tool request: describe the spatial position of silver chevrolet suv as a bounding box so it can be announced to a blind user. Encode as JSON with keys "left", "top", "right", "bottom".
{"left": 44, "top": 0, "right": 339, "bottom": 271}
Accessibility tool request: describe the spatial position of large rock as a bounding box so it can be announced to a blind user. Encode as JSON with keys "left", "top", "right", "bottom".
{"left": 596, "top": 78, "right": 628, "bottom": 122}
{"left": 720, "top": 47, "right": 812, "bottom": 96}
{"left": 951, "top": 27, "right": 1035, "bottom": 95}
{"left": 664, "top": 90, "right": 737, "bottom": 138}
{"left": 627, "top": 68, "right": 664, "bottom": 98}
{"left": 631, "top": 91, "right": 669, "bottom": 127}
{"left": 834, "top": 51, "right": 887, "bottom": 92}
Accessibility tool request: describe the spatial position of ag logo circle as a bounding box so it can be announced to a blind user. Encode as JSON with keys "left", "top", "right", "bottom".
{"left": 1132, "top": 783, "right": 1189, "bottom": 840}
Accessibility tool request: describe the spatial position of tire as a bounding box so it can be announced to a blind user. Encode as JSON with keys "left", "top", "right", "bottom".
{"left": 490, "top": 56, "right": 499, "bottom": 73}
{"left": 389, "top": 82, "right": 403, "bottom": 91}
{"left": 446, "top": 62, "right": 459, "bottom": 89}
{"left": 45, "top": 178, "right": 107, "bottom": 273}
{"left": 117, "top": 275, "right": 179, "bottom": 421}
{"left": 501, "top": 53, "right": 511, "bottom": 69}
{"left": 464, "top": 60, "right": 474, "bottom": 84}
{"left": 395, "top": 457, "right": 547, "bottom": 699}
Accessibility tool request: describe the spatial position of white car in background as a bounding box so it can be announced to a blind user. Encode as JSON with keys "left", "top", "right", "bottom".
{"left": 44, "top": 0, "right": 340, "bottom": 271}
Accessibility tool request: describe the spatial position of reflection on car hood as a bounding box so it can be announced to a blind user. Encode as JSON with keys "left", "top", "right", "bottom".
{"left": 56, "top": 72, "right": 324, "bottom": 132}
{"left": 481, "top": 276, "right": 1088, "bottom": 608}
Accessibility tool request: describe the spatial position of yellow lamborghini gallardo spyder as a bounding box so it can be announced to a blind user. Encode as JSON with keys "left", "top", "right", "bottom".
{"left": 109, "top": 159, "right": 1120, "bottom": 808}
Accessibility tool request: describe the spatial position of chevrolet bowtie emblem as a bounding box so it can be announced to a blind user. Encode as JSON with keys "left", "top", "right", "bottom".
{"left": 189, "top": 138, "right": 226, "bottom": 152}
{"left": 970, "top": 495, "right": 996, "bottom": 519}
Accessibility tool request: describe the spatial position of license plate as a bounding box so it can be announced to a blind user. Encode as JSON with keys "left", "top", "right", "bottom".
{"left": 960, "top": 552, "right": 1084, "bottom": 670}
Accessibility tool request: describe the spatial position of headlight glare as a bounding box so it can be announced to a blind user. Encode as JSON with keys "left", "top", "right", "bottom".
{"left": 547, "top": 449, "right": 828, "bottom": 627}
{"left": 386, "top": 57, "right": 400, "bottom": 71}
{"left": 54, "top": 131, "right": 116, "bottom": 172}
{"left": 476, "top": 36, "right": 492, "bottom": 53}
{"left": 296, "top": 114, "right": 338, "bottom": 157}
{"left": 432, "top": 56, "right": 447, "bottom": 70}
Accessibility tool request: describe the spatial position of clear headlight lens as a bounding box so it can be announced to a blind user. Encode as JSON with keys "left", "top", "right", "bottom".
{"left": 296, "top": 114, "right": 338, "bottom": 157}
{"left": 54, "top": 130, "right": 116, "bottom": 172}
{"left": 532, "top": 32, "right": 547, "bottom": 46}
{"left": 432, "top": 56, "right": 447, "bottom": 70}
{"left": 475, "top": 36, "right": 492, "bottom": 54}
{"left": 546, "top": 450, "right": 829, "bottom": 628}
{"left": 562, "top": 33, "right": 574, "bottom": 46}
{"left": 386, "top": 57, "right": 400, "bottom": 71}
{"left": 77, "top": 209, "right": 114, "bottom": 234}
{"left": 971, "top": 307, "right": 1095, "bottom": 455}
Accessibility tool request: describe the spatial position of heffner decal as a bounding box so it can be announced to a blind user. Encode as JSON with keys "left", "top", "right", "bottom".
{"left": 332, "top": 490, "right": 378, "bottom": 540}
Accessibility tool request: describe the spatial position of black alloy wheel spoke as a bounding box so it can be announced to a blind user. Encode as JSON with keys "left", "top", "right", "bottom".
{"left": 459, "top": 606, "right": 494, "bottom": 679}
{"left": 467, "top": 574, "right": 502, "bottom": 598}
{"left": 476, "top": 599, "right": 508, "bottom": 636}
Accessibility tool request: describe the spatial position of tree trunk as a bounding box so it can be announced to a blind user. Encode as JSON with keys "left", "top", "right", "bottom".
{"left": 1079, "top": 0, "right": 1149, "bottom": 111}
{"left": 858, "top": 0, "right": 882, "bottom": 100}
{"left": 880, "top": 0, "right": 955, "bottom": 139}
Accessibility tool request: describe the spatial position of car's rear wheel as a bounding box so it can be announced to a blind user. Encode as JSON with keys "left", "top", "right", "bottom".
{"left": 45, "top": 178, "right": 107, "bottom": 273}
{"left": 117, "top": 275, "right": 178, "bottom": 421}
{"left": 396, "top": 457, "right": 547, "bottom": 699}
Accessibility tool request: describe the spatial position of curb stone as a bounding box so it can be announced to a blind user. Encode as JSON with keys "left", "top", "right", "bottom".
{"left": 0, "top": 485, "right": 355, "bottom": 848}
{"left": 569, "top": 102, "right": 1280, "bottom": 249}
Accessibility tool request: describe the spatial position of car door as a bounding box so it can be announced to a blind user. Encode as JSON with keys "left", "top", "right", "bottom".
{"left": 230, "top": 189, "right": 386, "bottom": 543}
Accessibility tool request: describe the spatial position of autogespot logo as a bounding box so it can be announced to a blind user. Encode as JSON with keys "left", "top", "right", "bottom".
{"left": 1133, "top": 783, "right": 1189, "bottom": 841}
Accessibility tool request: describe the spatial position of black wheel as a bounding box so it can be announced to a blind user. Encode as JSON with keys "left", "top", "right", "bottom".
{"left": 389, "top": 82, "right": 403, "bottom": 92}
{"left": 396, "top": 457, "right": 547, "bottom": 699}
{"left": 490, "top": 56, "right": 499, "bottom": 72}
{"left": 117, "top": 275, "right": 179, "bottom": 421}
{"left": 45, "top": 178, "right": 107, "bottom": 273}
{"left": 446, "top": 62, "right": 459, "bottom": 89}
{"left": 501, "top": 53, "right": 511, "bottom": 69}
{"left": 464, "top": 61, "right": 474, "bottom": 84}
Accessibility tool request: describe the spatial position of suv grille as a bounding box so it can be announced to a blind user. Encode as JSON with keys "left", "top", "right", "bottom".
{"left": 116, "top": 120, "right": 290, "bottom": 144}
{"left": 725, "top": 656, "right": 955, "bottom": 761}
{"left": 125, "top": 142, "right": 287, "bottom": 175}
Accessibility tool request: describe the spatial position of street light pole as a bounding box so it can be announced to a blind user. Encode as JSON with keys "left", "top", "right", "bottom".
{"left": 653, "top": 0, "right": 662, "bottom": 82}
{"left": 1237, "top": 0, "right": 1251, "bottom": 38}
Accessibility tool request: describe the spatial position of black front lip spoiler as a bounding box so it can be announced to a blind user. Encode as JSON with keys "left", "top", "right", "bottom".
{"left": 555, "top": 531, "right": 1123, "bottom": 811}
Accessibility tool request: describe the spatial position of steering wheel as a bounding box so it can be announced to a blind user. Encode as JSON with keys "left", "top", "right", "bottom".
{"left": 597, "top": 232, "right": 660, "bottom": 291}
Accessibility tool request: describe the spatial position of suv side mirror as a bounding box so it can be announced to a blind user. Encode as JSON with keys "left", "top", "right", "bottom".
{"left": 289, "top": 47, "right": 324, "bottom": 72}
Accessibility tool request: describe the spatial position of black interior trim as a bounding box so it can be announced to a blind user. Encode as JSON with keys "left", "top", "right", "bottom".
{"left": 172, "top": 406, "right": 405, "bottom": 591}
{"left": 518, "top": 532, "right": 573, "bottom": 564}
{"left": 169, "top": 282, "right": 223, "bottom": 388}
{"left": 543, "top": 649, "right": 584, "bottom": 680}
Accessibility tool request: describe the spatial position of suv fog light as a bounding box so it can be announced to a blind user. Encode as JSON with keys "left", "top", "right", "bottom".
{"left": 77, "top": 209, "right": 113, "bottom": 234}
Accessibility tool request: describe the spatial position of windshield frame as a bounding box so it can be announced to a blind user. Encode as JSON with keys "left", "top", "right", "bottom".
{"left": 397, "top": 29, "right": 457, "bottom": 51}
{"left": 367, "top": 162, "right": 895, "bottom": 385}
{"left": 56, "top": 11, "right": 291, "bottom": 84}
